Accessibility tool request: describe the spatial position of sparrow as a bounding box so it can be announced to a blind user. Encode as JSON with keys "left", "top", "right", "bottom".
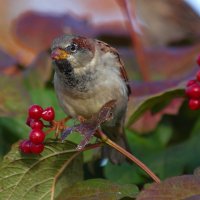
{"left": 51, "top": 34, "right": 131, "bottom": 164}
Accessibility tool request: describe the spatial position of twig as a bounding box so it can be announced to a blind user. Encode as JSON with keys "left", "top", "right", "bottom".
{"left": 44, "top": 117, "right": 71, "bottom": 136}
{"left": 117, "top": 0, "right": 150, "bottom": 81}
{"left": 81, "top": 142, "right": 104, "bottom": 152}
{"left": 97, "top": 130, "right": 161, "bottom": 183}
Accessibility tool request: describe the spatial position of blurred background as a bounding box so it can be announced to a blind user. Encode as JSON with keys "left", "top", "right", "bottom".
{"left": 1, "top": 0, "right": 200, "bottom": 185}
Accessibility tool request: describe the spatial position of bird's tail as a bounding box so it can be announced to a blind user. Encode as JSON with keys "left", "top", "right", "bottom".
{"left": 101, "top": 125, "right": 130, "bottom": 164}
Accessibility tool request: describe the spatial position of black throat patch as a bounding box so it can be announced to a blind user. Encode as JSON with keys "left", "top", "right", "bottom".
{"left": 55, "top": 60, "right": 94, "bottom": 92}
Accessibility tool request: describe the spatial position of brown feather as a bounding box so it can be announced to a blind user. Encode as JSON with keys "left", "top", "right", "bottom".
{"left": 96, "top": 40, "right": 131, "bottom": 96}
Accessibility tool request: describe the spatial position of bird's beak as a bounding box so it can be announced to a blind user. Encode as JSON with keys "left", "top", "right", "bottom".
{"left": 51, "top": 48, "right": 69, "bottom": 60}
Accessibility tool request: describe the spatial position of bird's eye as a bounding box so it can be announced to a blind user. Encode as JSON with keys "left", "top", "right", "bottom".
{"left": 67, "top": 43, "right": 78, "bottom": 53}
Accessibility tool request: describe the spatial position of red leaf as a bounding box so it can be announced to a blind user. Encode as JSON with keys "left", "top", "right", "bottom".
{"left": 61, "top": 100, "right": 117, "bottom": 150}
{"left": 137, "top": 175, "right": 200, "bottom": 200}
{"left": 131, "top": 98, "right": 184, "bottom": 133}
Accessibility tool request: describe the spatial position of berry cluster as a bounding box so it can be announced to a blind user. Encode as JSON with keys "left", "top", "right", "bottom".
{"left": 186, "top": 55, "right": 200, "bottom": 110}
{"left": 19, "top": 105, "right": 55, "bottom": 154}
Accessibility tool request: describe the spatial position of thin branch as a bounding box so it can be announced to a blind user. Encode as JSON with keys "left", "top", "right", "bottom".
{"left": 97, "top": 130, "right": 161, "bottom": 183}
{"left": 81, "top": 142, "right": 104, "bottom": 152}
{"left": 117, "top": 0, "right": 151, "bottom": 81}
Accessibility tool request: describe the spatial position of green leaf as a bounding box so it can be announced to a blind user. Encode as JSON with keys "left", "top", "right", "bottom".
{"left": 0, "top": 139, "right": 83, "bottom": 200}
{"left": 137, "top": 175, "right": 200, "bottom": 200}
{"left": 146, "top": 131, "right": 200, "bottom": 179}
{"left": 104, "top": 162, "right": 145, "bottom": 184}
{"left": 0, "top": 116, "right": 30, "bottom": 139}
{"left": 0, "top": 117, "right": 25, "bottom": 158}
{"left": 105, "top": 124, "right": 200, "bottom": 184}
{"left": 29, "top": 88, "right": 66, "bottom": 120}
{"left": 0, "top": 75, "right": 30, "bottom": 117}
{"left": 56, "top": 179, "right": 139, "bottom": 200}
{"left": 104, "top": 125, "right": 171, "bottom": 184}
{"left": 23, "top": 52, "right": 52, "bottom": 89}
{"left": 126, "top": 88, "right": 185, "bottom": 127}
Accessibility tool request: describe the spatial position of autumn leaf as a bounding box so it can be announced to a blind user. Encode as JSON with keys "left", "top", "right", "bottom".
{"left": 137, "top": 174, "right": 200, "bottom": 200}
{"left": 61, "top": 100, "right": 117, "bottom": 150}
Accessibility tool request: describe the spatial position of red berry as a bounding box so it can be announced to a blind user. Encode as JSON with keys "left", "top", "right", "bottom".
{"left": 186, "top": 79, "right": 196, "bottom": 87}
{"left": 197, "top": 55, "right": 200, "bottom": 66}
{"left": 188, "top": 99, "right": 200, "bottom": 110}
{"left": 41, "top": 107, "right": 55, "bottom": 121}
{"left": 30, "top": 143, "right": 44, "bottom": 154}
{"left": 196, "top": 71, "right": 200, "bottom": 82}
{"left": 29, "top": 129, "right": 45, "bottom": 144}
{"left": 185, "top": 84, "right": 200, "bottom": 99}
{"left": 30, "top": 119, "right": 44, "bottom": 130}
{"left": 19, "top": 140, "right": 31, "bottom": 153}
{"left": 28, "top": 104, "right": 43, "bottom": 120}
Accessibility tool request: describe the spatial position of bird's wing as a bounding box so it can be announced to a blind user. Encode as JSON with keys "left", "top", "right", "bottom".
{"left": 96, "top": 40, "right": 131, "bottom": 96}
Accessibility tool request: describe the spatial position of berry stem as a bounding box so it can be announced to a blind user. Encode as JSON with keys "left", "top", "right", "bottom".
{"left": 44, "top": 116, "right": 71, "bottom": 136}
{"left": 63, "top": 116, "right": 72, "bottom": 123}
{"left": 44, "top": 128, "right": 55, "bottom": 135}
{"left": 96, "top": 130, "right": 161, "bottom": 183}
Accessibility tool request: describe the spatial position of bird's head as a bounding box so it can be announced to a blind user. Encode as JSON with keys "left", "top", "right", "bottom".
{"left": 51, "top": 35, "right": 95, "bottom": 74}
